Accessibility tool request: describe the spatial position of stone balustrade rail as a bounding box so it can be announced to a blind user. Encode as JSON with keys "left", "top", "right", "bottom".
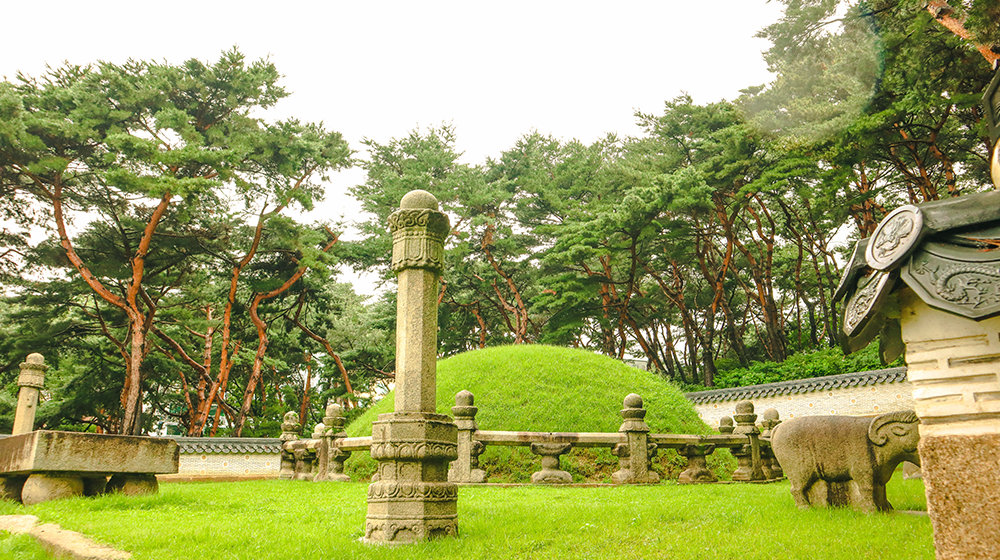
{"left": 279, "top": 391, "right": 784, "bottom": 485}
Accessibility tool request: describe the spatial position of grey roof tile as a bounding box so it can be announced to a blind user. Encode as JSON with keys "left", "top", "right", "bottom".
{"left": 684, "top": 367, "right": 909, "bottom": 404}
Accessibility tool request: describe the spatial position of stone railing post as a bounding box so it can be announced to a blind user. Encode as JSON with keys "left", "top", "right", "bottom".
{"left": 448, "top": 391, "right": 487, "bottom": 484}
{"left": 309, "top": 422, "right": 326, "bottom": 480}
{"left": 278, "top": 411, "right": 301, "bottom": 480}
{"left": 758, "top": 408, "right": 782, "bottom": 480}
{"left": 365, "top": 190, "right": 458, "bottom": 544}
{"left": 731, "top": 400, "right": 765, "bottom": 482}
{"left": 611, "top": 393, "right": 659, "bottom": 484}
{"left": 530, "top": 443, "right": 572, "bottom": 483}
{"left": 677, "top": 444, "right": 717, "bottom": 483}
{"left": 323, "top": 403, "right": 351, "bottom": 482}
{"left": 13, "top": 354, "right": 47, "bottom": 436}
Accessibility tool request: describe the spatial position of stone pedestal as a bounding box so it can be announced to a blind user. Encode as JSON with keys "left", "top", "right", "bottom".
{"left": 21, "top": 474, "right": 83, "bottom": 506}
{"left": 530, "top": 443, "right": 572, "bottom": 484}
{"left": 365, "top": 413, "right": 458, "bottom": 542}
{"left": 677, "top": 444, "right": 717, "bottom": 484}
{"left": 364, "top": 190, "right": 458, "bottom": 544}
{"left": 899, "top": 289, "right": 1000, "bottom": 558}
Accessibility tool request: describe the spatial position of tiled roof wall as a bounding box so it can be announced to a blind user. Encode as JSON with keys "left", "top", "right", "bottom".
{"left": 686, "top": 367, "right": 915, "bottom": 429}
{"left": 684, "top": 367, "right": 909, "bottom": 403}
{"left": 170, "top": 437, "right": 282, "bottom": 454}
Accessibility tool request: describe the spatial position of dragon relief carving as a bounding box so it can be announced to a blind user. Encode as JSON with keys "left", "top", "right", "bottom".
{"left": 910, "top": 255, "right": 1000, "bottom": 309}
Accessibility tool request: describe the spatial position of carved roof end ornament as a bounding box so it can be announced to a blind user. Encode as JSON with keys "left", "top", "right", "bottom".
{"left": 835, "top": 65, "right": 1000, "bottom": 360}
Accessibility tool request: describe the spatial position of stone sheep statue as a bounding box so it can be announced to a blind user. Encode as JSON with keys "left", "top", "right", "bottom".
{"left": 770, "top": 411, "right": 920, "bottom": 512}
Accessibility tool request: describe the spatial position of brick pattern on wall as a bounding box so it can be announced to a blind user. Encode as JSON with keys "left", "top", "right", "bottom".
{"left": 178, "top": 452, "right": 279, "bottom": 476}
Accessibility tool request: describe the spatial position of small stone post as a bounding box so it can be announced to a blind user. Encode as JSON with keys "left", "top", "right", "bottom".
{"left": 278, "top": 411, "right": 301, "bottom": 480}
{"left": 13, "top": 354, "right": 47, "bottom": 435}
{"left": 448, "top": 391, "right": 487, "bottom": 484}
{"left": 530, "top": 443, "right": 573, "bottom": 483}
{"left": 758, "top": 408, "right": 783, "bottom": 480}
{"left": 731, "top": 400, "right": 765, "bottom": 482}
{"left": 365, "top": 190, "right": 458, "bottom": 544}
{"left": 611, "top": 393, "right": 659, "bottom": 484}
{"left": 323, "top": 403, "right": 351, "bottom": 482}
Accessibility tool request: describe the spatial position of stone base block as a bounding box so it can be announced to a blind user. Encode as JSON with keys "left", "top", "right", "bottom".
{"left": 677, "top": 466, "right": 716, "bottom": 484}
{"left": 920, "top": 434, "right": 1000, "bottom": 560}
{"left": 365, "top": 412, "right": 459, "bottom": 544}
{"left": 21, "top": 474, "right": 84, "bottom": 506}
{"left": 448, "top": 469, "right": 486, "bottom": 484}
{"left": 363, "top": 517, "right": 458, "bottom": 544}
{"left": 325, "top": 473, "right": 351, "bottom": 482}
{"left": 531, "top": 469, "right": 572, "bottom": 484}
{"left": 106, "top": 473, "right": 158, "bottom": 496}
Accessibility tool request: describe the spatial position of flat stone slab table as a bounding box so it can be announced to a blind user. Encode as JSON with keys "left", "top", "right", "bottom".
{"left": 0, "top": 430, "right": 179, "bottom": 505}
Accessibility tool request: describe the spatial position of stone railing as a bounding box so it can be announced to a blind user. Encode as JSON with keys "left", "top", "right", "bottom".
{"left": 281, "top": 392, "right": 784, "bottom": 485}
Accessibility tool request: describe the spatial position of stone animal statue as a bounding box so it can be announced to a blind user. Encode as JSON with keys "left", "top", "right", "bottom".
{"left": 770, "top": 411, "right": 920, "bottom": 512}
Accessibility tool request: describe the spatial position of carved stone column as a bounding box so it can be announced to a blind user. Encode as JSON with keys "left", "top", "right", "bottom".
{"left": 611, "top": 393, "right": 659, "bottom": 484}
{"left": 365, "top": 190, "right": 458, "bottom": 544}
{"left": 448, "top": 391, "right": 487, "bottom": 484}
{"left": 13, "top": 353, "right": 47, "bottom": 435}
{"left": 731, "top": 400, "right": 765, "bottom": 482}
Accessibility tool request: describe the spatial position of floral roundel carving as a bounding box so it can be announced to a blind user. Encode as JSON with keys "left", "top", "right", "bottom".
{"left": 866, "top": 205, "right": 923, "bottom": 271}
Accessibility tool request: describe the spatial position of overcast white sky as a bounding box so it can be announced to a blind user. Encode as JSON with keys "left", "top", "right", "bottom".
{"left": 1, "top": 0, "right": 785, "bottom": 293}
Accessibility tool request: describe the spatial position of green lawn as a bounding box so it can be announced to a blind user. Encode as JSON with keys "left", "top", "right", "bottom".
{"left": 0, "top": 477, "right": 933, "bottom": 560}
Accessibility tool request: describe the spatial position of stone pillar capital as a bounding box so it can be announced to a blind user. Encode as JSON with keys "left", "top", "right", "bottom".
{"left": 388, "top": 190, "right": 450, "bottom": 275}
{"left": 18, "top": 354, "right": 47, "bottom": 389}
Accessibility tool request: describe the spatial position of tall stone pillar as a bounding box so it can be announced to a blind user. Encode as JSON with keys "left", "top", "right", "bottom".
{"left": 365, "top": 190, "right": 458, "bottom": 544}
{"left": 13, "top": 354, "right": 47, "bottom": 435}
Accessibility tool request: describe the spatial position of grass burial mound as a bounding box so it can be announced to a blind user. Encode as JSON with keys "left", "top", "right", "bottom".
{"left": 345, "top": 345, "right": 734, "bottom": 482}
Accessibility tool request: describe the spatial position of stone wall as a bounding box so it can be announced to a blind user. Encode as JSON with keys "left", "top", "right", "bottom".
{"left": 686, "top": 367, "right": 914, "bottom": 428}
{"left": 168, "top": 437, "right": 281, "bottom": 479}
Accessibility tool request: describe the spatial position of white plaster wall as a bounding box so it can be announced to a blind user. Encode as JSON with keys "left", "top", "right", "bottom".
{"left": 178, "top": 453, "right": 280, "bottom": 477}
{"left": 692, "top": 382, "right": 915, "bottom": 430}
